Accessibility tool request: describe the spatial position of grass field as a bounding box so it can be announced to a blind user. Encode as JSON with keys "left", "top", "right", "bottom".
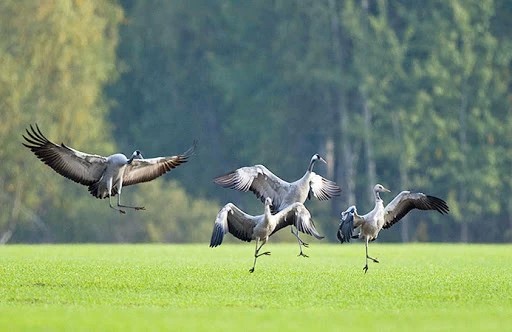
{"left": 1, "top": 243, "right": 511, "bottom": 331}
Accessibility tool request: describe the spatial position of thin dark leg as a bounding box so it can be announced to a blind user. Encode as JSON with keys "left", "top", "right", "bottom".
{"left": 363, "top": 238, "right": 379, "bottom": 273}
{"left": 117, "top": 193, "right": 145, "bottom": 211}
{"left": 109, "top": 195, "right": 126, "bottom": 214}
{"left": 291, "top": 226, "right": 309, "bottom": 258}
{"left": 249, "top": 239, "right": 270, "bottom": 273}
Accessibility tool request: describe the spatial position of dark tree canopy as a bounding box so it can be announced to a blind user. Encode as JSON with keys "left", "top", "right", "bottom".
{"left": 1, "top": 0, "right": 511, "bottom": 243}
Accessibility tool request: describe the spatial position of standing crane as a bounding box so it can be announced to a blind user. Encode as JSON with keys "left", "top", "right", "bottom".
{"left": 338, "top": 184, "right": 449, "bottom": 273}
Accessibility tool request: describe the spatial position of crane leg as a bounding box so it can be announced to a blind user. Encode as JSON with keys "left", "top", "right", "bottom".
{"left": 363, "top": 238, "right": 379, "bottom": 273}
{"left": 249, "top": 239, "right": 270, "bottom": 273}
{"left": 109, "top": 195, "right": 126, "bottom": 214}
{"left": 291, "top": 225, "right": 309, "bottom": 258}
{"left": 117, "top": 194, "right": 145, "bottom": 211}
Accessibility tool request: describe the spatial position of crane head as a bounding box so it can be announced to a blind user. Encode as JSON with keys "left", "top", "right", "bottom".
{"left": 312, "top": 154, "right": 327, "bottom": 164}
{"left": 132, "top": 150, "right": 144, "bottom": 160}
{"left": 374, "top": 184, "right": 390, "bottom": 193}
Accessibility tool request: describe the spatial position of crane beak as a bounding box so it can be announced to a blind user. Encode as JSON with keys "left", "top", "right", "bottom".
{"left": 319, "top": 156, "right": 327, "bottom": 164}
{"left": 383, "top": 187, "right": 391, "bottom": 192}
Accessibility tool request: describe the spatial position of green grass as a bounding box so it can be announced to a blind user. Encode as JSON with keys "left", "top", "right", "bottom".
{"left": 1, "top": 243, "right": 511, "bottom": 331}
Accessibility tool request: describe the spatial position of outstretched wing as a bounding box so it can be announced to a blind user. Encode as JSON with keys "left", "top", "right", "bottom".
{"left": 213, "top": 165, "right": 289, "bottom": 212}
{"left": 309, "top": 172, "right": 342, "bottom": 201}
{"left": 270, "top": 203, "right": 324, "bottom": 240}
{"left": 22, "top": 124, "right": 108, "bottom": 186}
{"left": 209, "top": 203, "right": 260, "bottom": 247}
{"left": 382, "top": 191, "right": 449, "bottom": 229}
{"left": 122, "top": 141, "right": 197, "bottom": 186}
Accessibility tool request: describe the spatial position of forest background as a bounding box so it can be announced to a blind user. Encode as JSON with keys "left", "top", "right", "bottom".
{"left": 1, "top": 0, "right": 511, "bottom": 244}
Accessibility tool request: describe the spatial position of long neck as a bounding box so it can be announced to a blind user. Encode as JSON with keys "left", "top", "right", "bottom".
{"left": 127, "top": 154, "right": 137, "bottom": 164}
{"left": 265, "top": 203, "right": 272, "bottom": 217}
{"left": 374, "top": 189, "right": 383, "bottom": 204}
{"left": 307, "top": 158, "right": 316, "bottom": 173}
{"left": 263, "top": 203, "right": 273, "bottom": 225}
{"left": 370, "top": 189, "right": 385, "bottom": 216}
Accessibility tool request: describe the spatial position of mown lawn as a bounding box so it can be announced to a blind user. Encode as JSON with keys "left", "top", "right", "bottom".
{"left": 0, "top": 243, "right": 511, "bottom": 331}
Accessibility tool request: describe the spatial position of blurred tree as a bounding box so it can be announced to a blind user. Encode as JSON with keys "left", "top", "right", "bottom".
{"left": 131, "top": 180, "right": 220, "bottom": 243}
{"left": 0, "top": 0, "right": 123, "bottom": 242}
{"left": 339, "top": 0, "right": 413, "bottom": 240}
{"left": 399, "top": 0, "right": 511, "bottom": 242}
{"left": 108, "top": 0, "right": 227, "bottom": 197}
{"left": 110, "top": 0, "right": 512, "bottom": 243}
{"left": 491, "top": 0, "right": 512, "bottom": 241}
{"left": 110, "top": 0, "right": 344, "bottom": 234}
{"left": 5, "top": 0, "right": 511, "bottom": 243}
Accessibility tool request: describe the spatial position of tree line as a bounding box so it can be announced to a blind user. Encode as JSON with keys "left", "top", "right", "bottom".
{"left": 1, "top": 0, "right": 511, "bottom": 244}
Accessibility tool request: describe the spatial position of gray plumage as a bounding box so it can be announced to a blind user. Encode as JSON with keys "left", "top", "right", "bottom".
{"left": 210, "top": 197, "right": 323, "bottom": 273}
{"left": 338, "top": 184, "right": 449, "bottom": 273}
{"left": 213, "top": 154, "right": 341, "bottom": 256}
{"left": 22, "top": 124, "right": 196, "bottom": 214}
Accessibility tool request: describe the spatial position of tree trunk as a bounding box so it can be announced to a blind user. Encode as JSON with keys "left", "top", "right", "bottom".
{"left": 363, "top": 100, "right": 376, "bottom": 203}
{"left": 0, "top": 178, "right": 22, "bottom": 244}
{"left": 508, "top": 198, "right": 512, "bottom": 242}
{"left": 327, "top": 0, "right": 355, "bottom": 207}
{"left": 459, "top": 83, "right": 469, "bottom": 242}
{"left": 359, "top": 0, "right": 376, "bottom": 204}
{"left": 392, "top": 113, "right": 410, "bottom": 242}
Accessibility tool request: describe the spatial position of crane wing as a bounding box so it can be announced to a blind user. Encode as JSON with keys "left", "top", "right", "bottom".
{"left": 213, "top": 165, "right": 289, "bottom": 212}
{"left": 308, "top": 172, "right": 342, "bottom": 201}
{"left": 22, "top": 124, "right": 108, "bottom": 186}
{"left": 382, "top": 191, "right": 449, "bottom": 229}
{"left": 337, "top": 205, "right": 365, "bottom": 243}
{"left": 122, "top": 141, "right": 196, "bottom": 186}
{"left": 270, "top": 203, "right": 324, "bottom": 239}
{"left": 209, "top": 203, "right": 259, "bottom": 247}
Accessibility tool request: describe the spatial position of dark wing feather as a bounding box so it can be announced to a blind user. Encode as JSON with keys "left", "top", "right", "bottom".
{"left": 22, "top": 124, "right": 108, "bottom": 186}
{"left": 270, "top": 203, "right": 324, "bottom": 239}
{"left": 213, "top": 165, "right": 288, "bottom": 212}
{"left": 383, "top": 191, "right": 449, "bottom": 229}
{"left": 337, "top": 206, "right": 357, "bottom": 243}
{"left": 122, "top": 141, "right": 196, "bottom": 186}
{"left": 209, "top": 203, "right": 259, "bottom": 247}
{"left": 309, "top": 173, "right": 342, "bottom": 201}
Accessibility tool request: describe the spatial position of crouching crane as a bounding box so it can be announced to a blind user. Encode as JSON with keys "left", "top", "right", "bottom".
{"left": 210, "top": 197, "right": 324, "bottom": 273}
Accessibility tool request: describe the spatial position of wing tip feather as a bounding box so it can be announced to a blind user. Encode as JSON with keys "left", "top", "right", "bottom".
{"left": 209, "top": 223, "right": 225, "bottom": 247}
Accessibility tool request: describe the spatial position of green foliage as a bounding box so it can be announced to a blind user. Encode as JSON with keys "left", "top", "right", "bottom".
{"left": 0, "top": 1, "right": 123, "bottom": 242}
{"left": 109, "top": 1, "right": 227, "bottom": 194}
{"left": 397, "top": 0, "right": 511, "bottom": 240}
{"left": 109, "top": 0, "right": 512, "bottom": 244}
{"left": 131, "top": 180, "right": 220, "bottom": 243}
{"left": 0, "top": 244, "right": 511, "bottom": 331}
{"left": 2, "top": 0, "right": 512, "bottom": 243}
